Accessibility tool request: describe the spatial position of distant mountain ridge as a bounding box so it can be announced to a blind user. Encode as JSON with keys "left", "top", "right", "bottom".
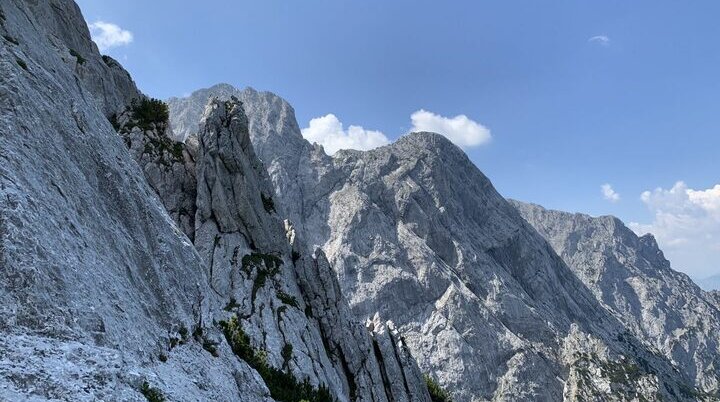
{"left": 512, "top": 200, "right": 720, "bottom": 395}
{"left": 697, "top": 274, "right": 720, "bottom": 291}
{"left": 169, "top": 83, "right": 718, "bottom": 401}
{"left": 0, "top": 0, "right": 716, "bottom": 399}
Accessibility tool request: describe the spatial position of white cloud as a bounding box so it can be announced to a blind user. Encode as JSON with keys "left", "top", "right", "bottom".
{"left": 629, "top": 181, "right": 720, "bottom": 278}
{"left": 88, "top": 21, "right": 133, "bottom": 51}
{"left": 588, "top": 35, "right": 610, "bottom": 46}
{"left": 301, "top": 114, "right": 390, "bottom": 155}
{"left": 409, "top": 109, "right": 491, "bottom": 148}
{"left": 601, "top": 183, "right": 620, "bottom": 202}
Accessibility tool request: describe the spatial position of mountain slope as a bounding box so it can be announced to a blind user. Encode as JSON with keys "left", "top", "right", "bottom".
{"left": 169, "top": 84, "right": 704, "bottom": 401}
{"left": 0, "top": 1, "right": 270, "bottom": 400}
{"left": 512, "top": 201, "right": 720, "bottom": 397}
{"left": 0, "top": 2, "right": 431, "bottom": 401}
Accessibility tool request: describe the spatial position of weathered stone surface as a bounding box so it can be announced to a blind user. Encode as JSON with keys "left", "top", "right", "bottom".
{"left": 116, "top": 109, "right": 197, "bottom": 240}
{"left": 0, "top": 1, "right": 268, "bottom": 400}
{"left": 6, "top": 1, "right": 716, "bottom": 398}
{"left": 1, "top": 2, "right": 428, "bottom": 401}
{"left": 169, "top": 84, "right": 707, "bottom": 401}
{"left": 513, "top": 200, "right": 720, "bottom": 396}
{"left": 193, "top": 97, "right": 431, "bottom": 402}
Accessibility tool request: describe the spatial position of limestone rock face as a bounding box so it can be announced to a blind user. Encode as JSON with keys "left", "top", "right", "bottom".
{"left": 169, "top": 85, "right": 324, "bottom": 232}
{"left": 6, "top": 0, "right": 141, "bottom": 116}
{"left": 1, "top": 2, "right": 429, "bottom": 401}
{"left": 0, "top": 1, "right": 268, "bottom": 400}
{"left": 116, "top": 109, "right": 197, "bottom": 240}
{"left": 512, "top": 201, "right": 720, "bottom": 396}
{"left": 193, "top": 97, "right": 431, "bottom": 402}
{"left": 169, "top": 84, "right": 705, "bottom": 401}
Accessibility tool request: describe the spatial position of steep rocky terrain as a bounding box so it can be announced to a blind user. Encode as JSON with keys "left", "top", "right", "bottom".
{"left": 0, "top": 1, "right": 430, "bottom": 401}
{"left": 0, "top": 1, "right": 268, "bottom": 400}
{"left": 190, "top": 97, "right": 430, "bottom": 402}
{"left": 512, "top": 201, "right": 720, "bottom": 397}
{"left": 3, "top": 0, "right": 718, "bottom": 399}
{"left": 170, "top": 84, "right": 712, "bottom": 401}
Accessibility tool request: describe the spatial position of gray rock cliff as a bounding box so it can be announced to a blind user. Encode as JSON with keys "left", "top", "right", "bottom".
{"left": 512, "top": 201, "right": 720, "bottom": 397}
{"left": 169, "top": 84, "right": 709, "bottom": 401}
{"left": 0, "top": 1, "right": 269, "bottom": 400}
{"left": 1, "top": 2, "right": 430, "bottom": 401}
{"left": 191, "top": 97, "right": 430, "bottom": 402}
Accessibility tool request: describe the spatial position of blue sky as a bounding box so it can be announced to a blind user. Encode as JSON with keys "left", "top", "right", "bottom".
{"left": 76, "top": 1, "right": 720, "bottom": 280}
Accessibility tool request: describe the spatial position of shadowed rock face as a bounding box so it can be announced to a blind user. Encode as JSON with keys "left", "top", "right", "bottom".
{"left": 0, "top": 2, "right": 430, "bottom": 401}
{"left": 170, "top": 85, "right": 704, "bottom": 401}
{"left": 512, "top": 200, "right": 720, "bottom": 395}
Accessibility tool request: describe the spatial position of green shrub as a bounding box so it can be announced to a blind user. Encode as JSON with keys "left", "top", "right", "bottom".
{"left": 224, "top": 297, "right": 241, "bottom": 311}
{"left": 140, "top": 382, "right": 166, "bottom": 402}
{"left": 241, "top": 253, "right": 284, "bottom": 303}
{"left": 242, "top": 253, "right": 283, "bottom": 273}
{"left": 16, "top": 58, "right": 27, "bottom": 71}
{"left": 203, "top": 339, "right": 220, "bottom": 357}
{"left": 158, "top": 353, "right": 167, "bottom": 362}
{"left": 178, "top": 325, "right": 189, "bottom": 343}
{"left": 69, "top": 49, "right": 86, "bottom": 65}
{"left": 219, "top": 316, "right": 334, "bottom": 402}
{"left": 282, "top": 343, "right": 293, "bottom": 367}
{"left": 425, "top": 375, "right": 452, "bottom": 402}
{"left": 277, "top": 291, "right": 299, "bottom": 308}
{"left": 131, "top": 97, "right": 169, "bottom": 131}
{"left": 261, "top": 193, "right": 276, "bottom": 214}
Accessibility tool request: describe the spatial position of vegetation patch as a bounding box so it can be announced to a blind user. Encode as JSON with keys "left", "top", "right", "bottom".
{"left": 178, "top": 325, "right": 189, "bottom": 342}
{"left": 202, "top": 338, "right": 220, "bottom": 357}
{"left": 277, "top": 291, "right": 299, "bottom": 308}
{"left": 141, "top": 134, "right": 184, "bottom": 165}
{"left": 3, "top": 35, "right": 18, "bottom": 45}
{"left": 102, "top": 54, "right": 119, "bottom": 67}
{"left": 281, "top": 343, "right": 293, "bottom": 368}
{"left": 425, "top": 375, "right": 452, "bottom": 402}
{"left": 131, "top": 97, "right": 170, "bottom": 131}
{"left": 16, "top": 58, "right": 27, "bottom": 71}
{"left": 140, "top": 382, "right": 166, "bottom": 402}
{"left": 219, "top": 316, "right": 333, "bottom": 402}
{"left": 69, "top": 48, "right": 86, "bottom": 65}
{"left": 108, "top": 113, "right": 121, "bottom": 131}
{"left": 241, "top": 253, "right": 283, "bottom": 303}
{"left": 224, "top": 297, "right": 241, "bottom": 311}
{"left": 261, "top": 193, "right": 276, "bottom": 214}
{"left": 169, "top": 325, "right": 190, "bottom": 349}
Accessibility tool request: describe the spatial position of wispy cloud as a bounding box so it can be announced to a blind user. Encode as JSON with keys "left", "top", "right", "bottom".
{"left": 409, "top": 109, "right": 491, "bottom": 148}
{"left": 629, "top": 181, "right": 720, "bottom": 277}
{"left": 588, "top": 35, "right": 610, "bottom": 46}
{"left": 88, "top": 21, "right": 133, "bottom": 52}
{"left": 601, "top": 183, "right": 620, "bottom": 202}
{"left": 301, "top": 114, "right": 390, "bottom": 155}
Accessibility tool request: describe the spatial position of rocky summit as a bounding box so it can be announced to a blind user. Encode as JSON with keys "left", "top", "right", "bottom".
{"left": 1, "top": 1, "right": 719, "bottom": 401}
